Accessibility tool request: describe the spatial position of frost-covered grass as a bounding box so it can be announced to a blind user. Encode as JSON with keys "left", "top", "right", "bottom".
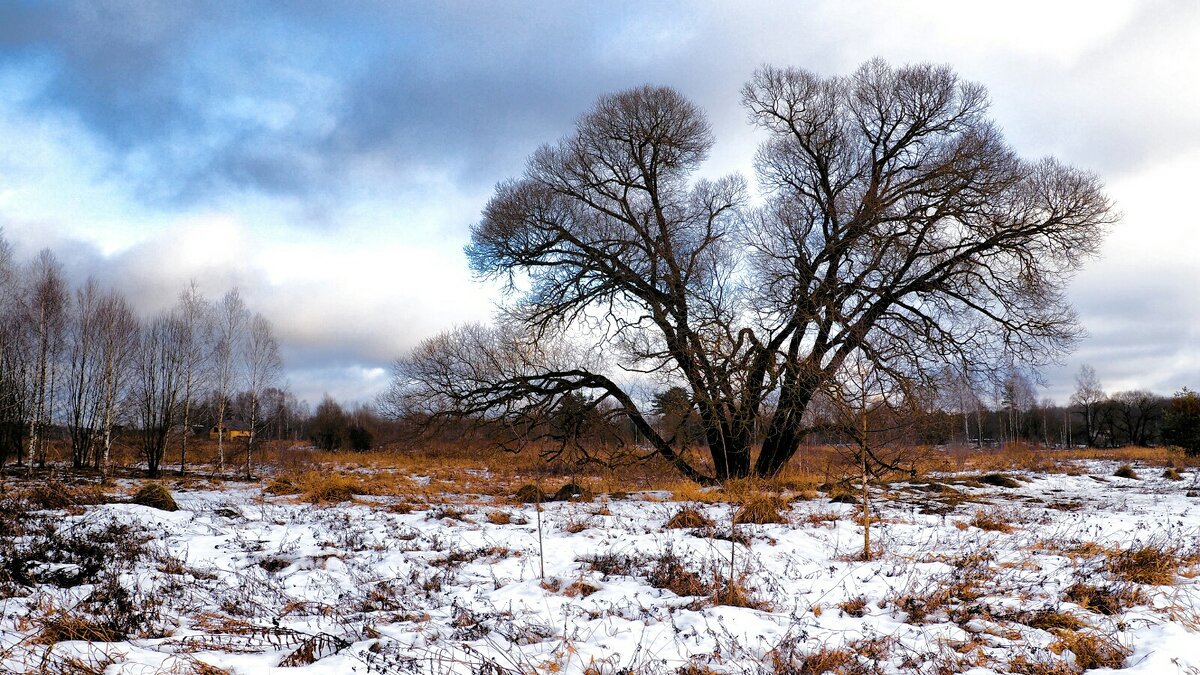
{"left": 3, "top": 460, "right": 1200, "bottom": 674}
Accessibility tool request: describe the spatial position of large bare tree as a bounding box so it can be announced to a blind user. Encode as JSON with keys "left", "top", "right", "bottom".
{"left": 388, "top": 60, "right": 1116, "bottom": 484}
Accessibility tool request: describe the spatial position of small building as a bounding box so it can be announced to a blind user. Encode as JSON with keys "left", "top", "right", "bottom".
{"left": 208, "top": 420, "right": 252, "bottom": 441}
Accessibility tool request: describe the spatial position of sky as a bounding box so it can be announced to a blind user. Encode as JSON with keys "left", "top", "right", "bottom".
{"left": 0, "top": 0, "right": 1197, "bottom": 407}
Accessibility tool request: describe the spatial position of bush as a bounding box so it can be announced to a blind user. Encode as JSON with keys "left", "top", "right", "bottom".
{"left": 132, "top": 483, "right": 178, "bottom": 511}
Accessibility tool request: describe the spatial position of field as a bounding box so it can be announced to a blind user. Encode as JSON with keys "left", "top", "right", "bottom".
{"left": 3, "top": 444, "right": 1200, "bottom": 674}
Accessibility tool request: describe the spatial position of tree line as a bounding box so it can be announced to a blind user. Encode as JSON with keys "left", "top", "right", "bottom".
{"left": 0, "top": 231, "right": 290, "bottom": 479}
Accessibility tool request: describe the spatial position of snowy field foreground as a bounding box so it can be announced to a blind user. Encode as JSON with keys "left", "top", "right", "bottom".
{"left": 4, "top": 462, "right": 1200, "bottom": 674}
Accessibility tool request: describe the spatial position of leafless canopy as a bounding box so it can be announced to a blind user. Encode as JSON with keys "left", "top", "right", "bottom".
{"left": 387, "top": 60, "right": 1116, "bottom": 483}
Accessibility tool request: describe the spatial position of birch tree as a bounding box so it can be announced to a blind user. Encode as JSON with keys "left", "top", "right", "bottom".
{"left": 242, "top": 313, "right": 281, "bottom": 479}
{"left": 212, "top": 288, "right": 248, "bottom": 474}
{"left": 174, "top": 282, "right": 212, "bottom": 475}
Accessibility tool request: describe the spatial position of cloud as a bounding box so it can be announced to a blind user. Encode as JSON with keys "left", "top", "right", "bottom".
{"left": 0, "top": 1, "right": 1197, "bottom": 406}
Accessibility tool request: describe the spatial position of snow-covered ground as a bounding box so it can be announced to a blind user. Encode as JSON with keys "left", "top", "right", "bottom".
{"left": 3, "top": 461, "right": 1200, "bottom": 674}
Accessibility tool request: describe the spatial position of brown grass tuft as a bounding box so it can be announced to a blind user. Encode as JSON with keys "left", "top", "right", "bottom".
{"left": 1063, "top": 582, "right": 1146, "bottom": 615}
{"left": 979, "top": 473, "right": 1021, "bottom": 488}
{"left": 1162, "top": 467, "right": 1183, "bottom": 481}
{"left": 968, "top": 509, "right": 1015, "bottom": 533}
{"left": 513, "top": 484, "right": 545, "bottom": 503}
{"left": 666, "top": 507, "right": 715, "bottom": 529}
{"left": 733, "top": 494, "right": 788, "bottom": 525}
{"left": 132, "top": 483, "right": 178, "bottom": 511}
{"left": 1106, "top": 541, "right": 1199, "bottom": 585}
{"left": 1050, "top": 630, "right": 1129, "bottom": 670}
{"left": 1113, "top": 464, "right": 1139, "bottom": 479}
{"left": 837, "top": 596, "right": 869, "bottom": 617}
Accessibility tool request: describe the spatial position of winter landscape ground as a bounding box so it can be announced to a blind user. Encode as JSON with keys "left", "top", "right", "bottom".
{"left": 3, "top": 447, "right": 1200, "bottom": 674}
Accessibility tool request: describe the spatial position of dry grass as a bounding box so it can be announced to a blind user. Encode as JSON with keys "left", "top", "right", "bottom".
{"left": 1113, "top": 464, "right": 1139, "bottom": 479}
{"left": 1106, "top": 540, "right": 1200, "bottom": 585}
{"left": 665, "top": 507, "right": 715, "bottom": 529}
{"left": 733, "top": 493, "right": 789, "bottom": 525}
{"left": 978, "top": 473, "right": 1021, "bottom": 488}
{"left": 1021, "top": 608, "right": 1088, "bottom": 633}
{"left": 837, "top": 596, "right": 868, "bottom": 617}
{"left": 131, "top": 483, "right": 178, "bottom": 511}
{"left": 1063, "top": 582, "right": 1146, "bottom": 615}
{"left": 1050, "top": 630, "right": 1129, "bottom": 670}
{"left": 967, "top": 509, "right": 1015, "bottom": 533}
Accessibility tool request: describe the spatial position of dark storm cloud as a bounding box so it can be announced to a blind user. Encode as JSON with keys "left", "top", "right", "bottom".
{"left": 0, "top": 2, "right": 697, "bottom": 205}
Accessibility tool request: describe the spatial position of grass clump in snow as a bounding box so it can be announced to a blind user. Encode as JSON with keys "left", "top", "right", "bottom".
{"left": 1050, "top": 630, "right": 1130, "bottom": 671}
{"left": 512, "top": 484, "right": 545, "bottom": 503}
{"left": 666, "top": 506, "right": 714, "bottom": 529}
{"left": 1113, "top": 464, "right": 1139, "bottom": 479}
{"left": 1063, "top": 582, "right": 1146, "bottom": 615}
{"left": 979, "top": 473, "right": 1021, "bottom": 488}
{"left": 967, "top": 509, "right": 1015, "bottom": 533}
{"left": 733, "top": 493, "right": 788, "bottom": 525}
{"left": 1162, "top": 467, "right": 1183, "bottom": 481}
{"left": 1105, "top": 540, "right": 1199, "bottom": 585}
{"left": 301, "top": 473, "right": 361, "bottom": 503}
{"left": 131, "top": 483, "right": 177, "bottom": 511}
